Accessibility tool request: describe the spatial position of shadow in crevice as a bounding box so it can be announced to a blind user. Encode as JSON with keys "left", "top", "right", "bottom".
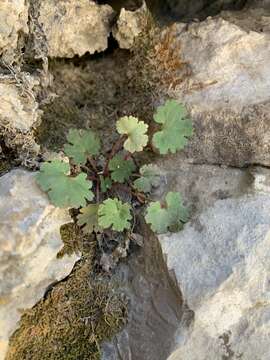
{"left": 97, "top": 0, "right": 249, "bottom": 22}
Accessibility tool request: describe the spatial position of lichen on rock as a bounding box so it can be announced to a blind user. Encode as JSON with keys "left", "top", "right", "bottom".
{"left": 0, "top": 0, "right": 29, "bottom": 63}
{"left": 0, "top": 71, "right": 41, "bottom": 168}
{"left": 38, "top": 0, "right": 115, "bottom": 58}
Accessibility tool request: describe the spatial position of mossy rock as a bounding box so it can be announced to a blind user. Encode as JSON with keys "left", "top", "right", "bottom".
{"left": 6, "top": 253, "right": 127, "bottom": 360}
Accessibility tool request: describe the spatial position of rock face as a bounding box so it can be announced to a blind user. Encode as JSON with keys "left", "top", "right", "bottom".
{"left": 157, "top": 166, "right": 270, "bottom": 360}
{"left": 0, "top": 0, "right": 28, "bottom": 62}
{"left": 168, "top": 10, "right": 270, "bottom": 166}
{"left": 113, "top": 3, "right": 146, "bottom": 49}
{"left": 38, "top": 0, "right": 114, "bottom": 58}
{"left": 0, "top": 170, "right": 79, "bottom": 360}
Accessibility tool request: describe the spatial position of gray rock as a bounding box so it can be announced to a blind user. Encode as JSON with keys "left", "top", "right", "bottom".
{"left": 38, "top": 0, "right": 115, "bottom": 58}
{"left": 154, "top": 160, "right": 253, "bottom": 215}
{"left": 167, "top": 12, "right": 270, "bottom": 166}
{"left": 157, "top": 168, "right": 270, "bottom": 360}
{"left": 0, "top": 170, "right": 79, "bottom": 360}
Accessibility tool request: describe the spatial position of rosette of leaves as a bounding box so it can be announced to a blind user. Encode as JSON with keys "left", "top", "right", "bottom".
{"left": 36, "top": 100, "right": 193, "bottom": 239}
{"left": 145, "top": 192, "right": 189, "bottom": 233}
{"left": 36, "top": 160, "right": 93, "bottom": 208}
{"left": 152, "top": 100, "right": 193, "bottom": 154}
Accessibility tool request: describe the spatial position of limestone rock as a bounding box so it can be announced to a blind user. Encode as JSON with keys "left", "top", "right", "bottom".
{"left": 0, "top": 76, "right": 39, "bottom": 132}
{"left": 167, "top": 12, "right": 270, "bottom": 166}
{"left": 38, "top": 0, "right": 115, "bottom": 58}
{"left": 113, "top": 2, "right": 146, "bottom": 49}
{"left": 158, "top": 168, "right": 270, "bottom": 360}
{"left": 0, "top": 0, "right": 28, "bottom": 62}
{"left": 154, "top": 159, "right": 253, "bottom": 215}
{"left": 0, "top": 170, "right": 79, "bottom": 360}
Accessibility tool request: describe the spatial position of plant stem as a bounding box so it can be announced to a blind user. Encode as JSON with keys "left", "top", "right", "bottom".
{"left": 87, "top": 156, "right": 98, "bottom": 173}
{"left": 96, "top": 181, "right": 100, "bottom": 203}
{"left": 103, "top": 135, "right": 126, "bottom": 175}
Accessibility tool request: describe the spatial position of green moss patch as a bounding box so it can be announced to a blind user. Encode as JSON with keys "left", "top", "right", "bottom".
{"left": 6, "top": 241, "right": 127, "bottom": 360}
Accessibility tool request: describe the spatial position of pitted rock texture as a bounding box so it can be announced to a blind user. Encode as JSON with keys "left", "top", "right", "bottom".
{"left": 158, "top": 168, "right": 270, "bottom": 360}
{"left": 0, "top": 0, "right": 28, "bottom": 62}
{"left": 113, "top": 2, "right": 146, "bottom": 49}
{"left": 0, "top": 170, "right": 79, "bottom": 360}
{"left": 167, "top": 12, "right": 270, "bottom": 166}
{"left": 38, "top": 0, "right": 115, "bottom": 58}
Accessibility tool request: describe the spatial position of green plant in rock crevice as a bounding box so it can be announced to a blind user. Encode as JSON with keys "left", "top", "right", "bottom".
{"left": 36, "top": 99, "right": 193, "bottom": 236}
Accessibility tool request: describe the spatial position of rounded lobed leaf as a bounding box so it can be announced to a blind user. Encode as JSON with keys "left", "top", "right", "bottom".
{"left": 64, "top": 129, "right": 101, "bottom": 165}
{"left": 144, "top": 202, "right": 169, "bottom": 234}
{"left": 77, "top": 204, "right": 101, "bottom": 234}
{"left": 36, "top": 160, "right": 94, "bottom": 208}
{"left": 109, "top": 154, "right": 136, "bottom": 183}
{"left": 116, "top": 116, "right": 149, "bottom": 153}
{"left": 145, "top": 191, "right": 188, "bottom": 234}
{"left": 98, "top": 198, "right": 132, "bottom": 232}
{"left": 133, "top": 164, "right": 160, "bottom": 193}
{"left": 152, "top": 100, "right": 193, "bottom": 154}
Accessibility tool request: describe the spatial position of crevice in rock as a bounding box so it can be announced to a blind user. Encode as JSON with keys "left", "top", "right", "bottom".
{"left": 96, "top": 0, "right": 259, "bottom": 24}
{"left": 97, "top": 0, "right": 144, "bottom": 12}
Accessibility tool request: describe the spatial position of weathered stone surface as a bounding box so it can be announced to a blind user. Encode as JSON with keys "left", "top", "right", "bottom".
{"left": 0, "top": 170, "right": 79, "bottom": 360}
{"left": 157, "top": 167, "right": 270, "bottom": 360}
{"left": 113, "top": 2, "right": 146, "bottom": 49}
{"left": 221, "top": 6, "right": 270, "bottom": 32}
{"left": 0, "top": 0, "right": 28, "bottom": 62}
{"left": 154, "top": 159, "right": 253, "bottom": 214}
{"left": 0, "top": 76, "right": 39, "bottom": 132}
{"left": 38, "top": 0, "right": 114, "bottom": 58}
{"left": 167, "top": 12, "right": 270, "bottom": 166}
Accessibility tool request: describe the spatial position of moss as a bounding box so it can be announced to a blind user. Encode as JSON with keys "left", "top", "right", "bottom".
{"left": 6, "top": 242, "right": 127, "bottom": 360}
{"left": 57, "top": 222, "right": 85, "bottom": 258}
{"left": 35, "top": 13, "right": 163, "bottom": 154}
{"left": 129, "top": 12, "right": 190, "bottom": 96}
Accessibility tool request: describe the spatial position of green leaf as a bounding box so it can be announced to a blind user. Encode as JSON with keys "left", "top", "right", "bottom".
{"left": 145, "top": 192, "right": 188, "bottom": 234}
{"left": 100, "top": 176, "right": 112, "bottom": 193}
{"left": 109, "top": 154, "right": 136, "bottom": 183}
{"left": 98, "top": 198, "right": 132, "bottom": 231}
{"left": 77, "top": 204, "right": 101, "bottom": 234}
{"left": 36, "top": 160, "right": 94, "bottom": 208}
{"left": 144, "top": 202, "right": 169, "bottom": 234}
{"left": 152, "top": 100, "right": 193, "bottom": 154}
{"left": 64, "top": 129, "right": 100, "bottom": 165}
{"left": 166, "top": 192, "right": 189, "bottom": 231}
{"left": 133, "top": 164, "right": 160, "bottom": 193}
{"left": 116, "top": 116, "right": 149, "bottom": 153}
